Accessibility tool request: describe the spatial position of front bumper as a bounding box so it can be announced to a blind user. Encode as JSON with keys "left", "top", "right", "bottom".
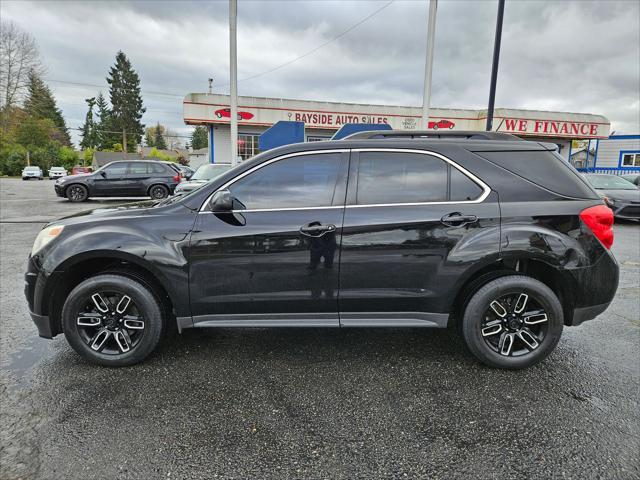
{"left": 54, "top": 183, "right": 65, "bottom": 197}
{"left": 611, "top": 202, "right": 640, "bottom": 219}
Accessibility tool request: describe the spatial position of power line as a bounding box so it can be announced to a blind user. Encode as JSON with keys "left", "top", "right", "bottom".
{"left": 220, "top": 0, "right": 395, "bottom": 87}
{"left": 46, "top": 78, "right": 184, "bottom": 98}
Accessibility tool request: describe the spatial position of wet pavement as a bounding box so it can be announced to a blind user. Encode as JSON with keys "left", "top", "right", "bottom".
{"left": 1, "top": 177, "right": 639, "bottom": 479}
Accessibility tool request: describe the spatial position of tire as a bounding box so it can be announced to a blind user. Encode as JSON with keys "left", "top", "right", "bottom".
{"left": 66, "top": 183, "right": 88, "bottom": 202}
{"left": 62, "top": 274, "right": 164, "bottom": 367}
{"left": 461, "top": 275, "right": 563, "bottom": 369}
{"left": 149, "top": 184, "right": 169, "bottom": 200}
{"left": 433, "top": 125, "right": 439, "bottom": 130}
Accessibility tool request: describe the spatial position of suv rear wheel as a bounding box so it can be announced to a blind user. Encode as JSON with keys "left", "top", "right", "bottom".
{"left": 149, "top": 184, "right": 169, "bottom": 200}
{"left": 461, "top": 275, "right": 563, "bottom": 369}
{"left": 61, "top": 274, "right": 164, "bottom": 367}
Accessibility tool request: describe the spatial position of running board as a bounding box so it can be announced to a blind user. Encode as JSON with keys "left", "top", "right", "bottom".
{"left": 178, "top": 312, "right": 448, "bottom": 331}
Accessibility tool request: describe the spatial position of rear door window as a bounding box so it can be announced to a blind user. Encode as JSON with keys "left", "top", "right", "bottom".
{"left": 127, "top": 162, "right": 150, "bottom": 175}
{"left": 355, "top": 151, "right": 484, "bottom": 205}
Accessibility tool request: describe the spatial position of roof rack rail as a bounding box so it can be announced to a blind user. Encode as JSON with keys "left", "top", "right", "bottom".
{"left": 341, "top": 130, "right": 522, "bottom": 141}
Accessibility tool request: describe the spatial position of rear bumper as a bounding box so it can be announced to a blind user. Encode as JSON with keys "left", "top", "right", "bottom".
{"left": 30, "top": 311, "right": 54, "bottom": 338}
{"left": 569, "top": 302, "right": 611, "bottom": 327}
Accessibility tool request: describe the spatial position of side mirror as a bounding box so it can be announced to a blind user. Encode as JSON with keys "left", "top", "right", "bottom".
{"left": 100, "top": 170, "right": 107, "bottom": 177}
{"left": 210, "top": 189, "right": 234, "bottom": 212}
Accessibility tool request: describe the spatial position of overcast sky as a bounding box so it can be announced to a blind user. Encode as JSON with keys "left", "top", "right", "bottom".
{"left": 2, "top": 0, "right": 639, "bottom": 145}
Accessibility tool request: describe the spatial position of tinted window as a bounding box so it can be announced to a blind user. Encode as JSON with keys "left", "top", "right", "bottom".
{"left": 450, "top": 167, "right": 483, "bottom": 201}
{"left": 476, "top": 150, "right": 599, "bottom": 199}
{"left": 149, "top": 163, "right": 168, "bottom": 174}
{"left": 357, "top": 152, "right": 447, "bottom": 204}
{"left": 229, "top": 153, "right": 341, "bottom": 209}
{"left": 104, "top": 163, "right": 127, "bottom": 176}
{"left": 128, "top": 162, "right": 149, "bottom": 174}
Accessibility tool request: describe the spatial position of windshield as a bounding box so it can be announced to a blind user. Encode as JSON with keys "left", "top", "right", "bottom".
{"left": 191, "top": 164, "right": 231, "bottom": 181}
{"left": 586, "top": 175, "right": 638, "bottom": 190}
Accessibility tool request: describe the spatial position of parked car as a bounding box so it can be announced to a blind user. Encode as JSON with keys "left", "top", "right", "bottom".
{"left": 621, "top": 173, "right": 640, "bottom": 186}
{"left": 26, "top": 131, "right": 618, "bottom": 369}
{"left": 71, "top": 166, "right": 93, "bottom": 175}
{"left": 214, "top": 108, "right": 254, "bottom": 120}
{"left": 22, "top": 166, "right": 43, "bottom": 180}
{"left": 428, "top": 119, "right": 455, "bottom": 130}
{"left": 54, "top": 160, "right": 182, "bottom": 202}
{"left": 48, "top": 167, "right": 67, "bottom": 180}
{"left": 173, "top": 163, "right": 232, "bottom": 195}
{"left": 176, "top": 165, "right": 195, "bottom": 180}
{"left": 583, "top": 173, "right": 640, "bottom": 220}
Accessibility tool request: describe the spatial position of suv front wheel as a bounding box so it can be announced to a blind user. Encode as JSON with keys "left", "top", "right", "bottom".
{"left": 61, "top": 274, "right": 164, "bottom": 367}
{"left": 461, "top": 275, "right": 563, "bottom": 369}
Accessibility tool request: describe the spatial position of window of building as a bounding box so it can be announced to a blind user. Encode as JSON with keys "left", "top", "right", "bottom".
{"left": 237, "top": 133, "right": 260, "bottom": 161}
{"left": 356, "top": 152, "right": 448, "bottom": 205}
{"left": 229, "top": 153, "right": 342, "bottom": 210}
{"left": 621, "top": 152, "right": 640, "bottom": 167}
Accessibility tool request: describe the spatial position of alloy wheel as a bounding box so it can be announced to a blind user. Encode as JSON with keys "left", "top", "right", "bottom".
{"left": 150, "top": 185, "right": 168, "bottom": 199}
{"left": 75, "top": 290, "right": 145, "bottom": 355}
{"left": 68, "top": 185, "right": 86, "bottom": 201}
{"left": 480, "top": 291, "right": 549, "bottom": 357}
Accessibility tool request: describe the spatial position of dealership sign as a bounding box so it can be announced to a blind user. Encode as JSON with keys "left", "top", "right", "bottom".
{"left": 183, "top": 94, "right": 610, "bottom": 139}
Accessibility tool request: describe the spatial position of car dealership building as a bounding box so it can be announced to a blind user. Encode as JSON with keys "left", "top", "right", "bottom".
{"left": 183, "top": 93, "right": 611, "bottom": 167}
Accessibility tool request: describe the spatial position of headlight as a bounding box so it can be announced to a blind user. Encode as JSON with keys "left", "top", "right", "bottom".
{"left": 31, "top": 225, "right": 65, "bottom": 255}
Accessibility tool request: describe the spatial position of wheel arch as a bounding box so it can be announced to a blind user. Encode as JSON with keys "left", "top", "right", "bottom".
{"left": 44, "top": 251, "right": 179, "bottom": 336}
{"left": 449, "top": 256, "right": 577, "bottom": 328}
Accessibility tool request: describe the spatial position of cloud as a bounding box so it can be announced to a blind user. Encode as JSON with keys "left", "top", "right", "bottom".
{"left": 1, "top": 0, "right": 638, "bottom": 145}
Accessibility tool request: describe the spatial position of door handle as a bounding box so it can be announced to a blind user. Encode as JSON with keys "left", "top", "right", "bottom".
{"left": 299, "top": 223, "right": 336, "bottom": 237}
{"left": 441, "top": 212, "right": 478, "bottom": 227}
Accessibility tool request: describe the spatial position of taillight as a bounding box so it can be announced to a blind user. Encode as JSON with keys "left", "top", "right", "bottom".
{"left": 580, "top": 205, "right": 614, "bottom": 249}
{"left": 173, "top": 174, "right": 181, "bottom": 183}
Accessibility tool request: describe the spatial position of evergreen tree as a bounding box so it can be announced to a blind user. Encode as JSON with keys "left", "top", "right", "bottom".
{"left": 153, "top": 122, "right": 167, "bottom": 150}
{"left": 95, "top": 92, "right": 114, "bottom": 150}
{"left": 106, "top": 51, "right": 145, "bottom": 152}
{"left": 79, "top": 97, "right": 98, "bottom": 149}
{"left": 190, "top": 125, "right": 208, "bottom": 150}
{"left": 144, "top": 128, "right": 155, "bottom": 148}
{"left": 23, "top": 71, "right": 71, "bottom": 146}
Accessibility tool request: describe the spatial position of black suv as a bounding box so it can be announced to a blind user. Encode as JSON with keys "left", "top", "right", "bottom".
{"left": 26, "top": 132, "right": 619, "bottom": 369}
{"left": 54, "top": 160, "right": 182, "bottom": 202}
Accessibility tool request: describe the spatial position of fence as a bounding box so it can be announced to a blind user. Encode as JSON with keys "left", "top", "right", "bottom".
{"left": 576, "top": 167, "right": 640, "bottom": 175}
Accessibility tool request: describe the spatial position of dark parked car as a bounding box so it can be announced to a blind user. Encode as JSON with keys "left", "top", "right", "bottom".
{"left": 621, "top": 173, "right": 640, "bottom": 186}
{"left": 173, "top": 163, "right": 232, "bottom": 195}
{"left": 54, "top": 160, "right": 182, "bottom": 202}
{"left": 176, "top": 165, "right": 195, "bottom": 180}
{"left": 583, "top": 173, "right": 640, "bottom": 220}
{"left": 26, "top": 131, "right": 619, "bottom": 369}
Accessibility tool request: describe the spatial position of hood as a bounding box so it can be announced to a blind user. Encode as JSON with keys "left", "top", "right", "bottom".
{"left": 52, "top": 200, "right": 188, "bottom": 227}
{"left": 597, "top": 188, "right": 640, "bottom": 203}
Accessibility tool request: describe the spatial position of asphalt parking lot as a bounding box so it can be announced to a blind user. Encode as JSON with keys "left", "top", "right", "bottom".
{"left": 1, "top": 177, "right": 638, "bottom": 480}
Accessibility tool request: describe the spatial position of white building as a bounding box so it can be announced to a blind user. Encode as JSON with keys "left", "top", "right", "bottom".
{"left": 586, "top": 135, "right": 640, "bottom": 173}
{"left": 183, "top": 93, "right": 611, "bottom": 164}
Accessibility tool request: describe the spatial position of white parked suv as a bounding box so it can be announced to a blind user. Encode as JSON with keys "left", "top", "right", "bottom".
{"left": 22, "top": 166, "right": 43, "bottom": 180}
{"left": 48, "top": 167, "right": 67, "bottom": 180}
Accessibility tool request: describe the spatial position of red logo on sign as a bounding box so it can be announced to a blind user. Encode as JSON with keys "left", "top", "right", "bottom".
{"left": 215, "top": 108, "right": 254, "bottom": 121}
{"left": 428, "top": 119, "right": 455, "bottom": 130}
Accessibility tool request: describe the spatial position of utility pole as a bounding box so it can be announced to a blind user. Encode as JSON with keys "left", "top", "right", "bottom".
{"left": 122, "top": 128, "right": 127, "bottom": 158}
{"left": 486, "top": 0, "right": 505, "bottom": 132}
{"left": 26, "top": 150, "right": 30, "bottom": 166}
{"left": 229, "top": 0, "right": 238, "bottom": 166}
{"left": 422, "top": 0, "right": 438, "bottom": 130}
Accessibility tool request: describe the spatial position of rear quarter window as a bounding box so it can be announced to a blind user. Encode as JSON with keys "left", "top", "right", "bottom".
{"left": 475, "top": 150, "right": 599, "bottom": 199}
